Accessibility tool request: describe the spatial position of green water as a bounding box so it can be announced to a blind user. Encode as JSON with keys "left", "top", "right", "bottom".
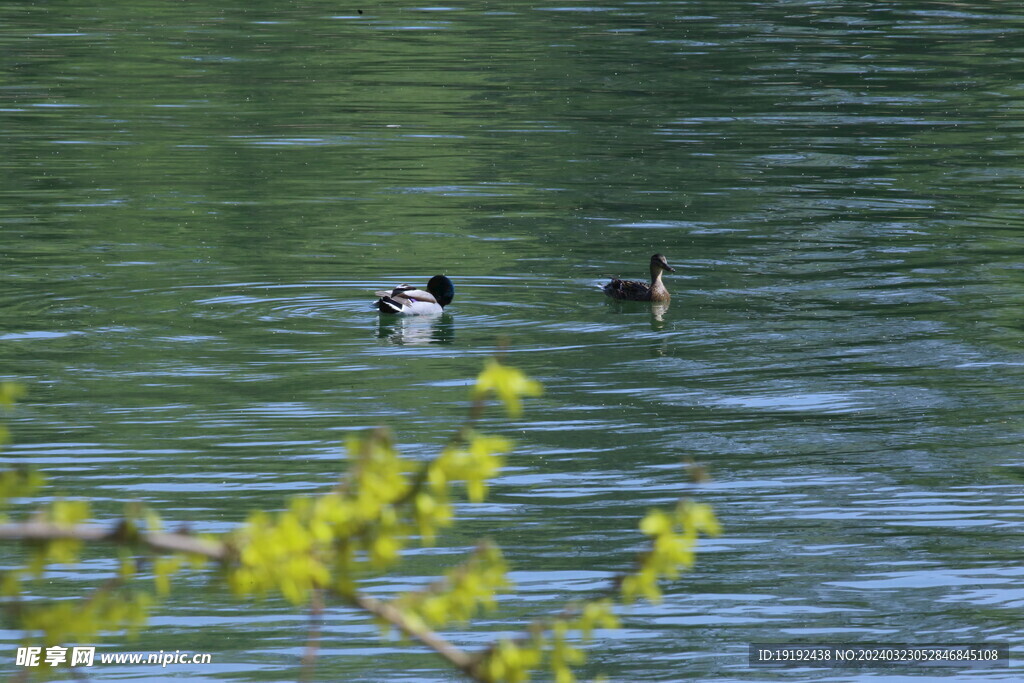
{"left": 2, "top": 2, "right": 1023, "bottom": 681}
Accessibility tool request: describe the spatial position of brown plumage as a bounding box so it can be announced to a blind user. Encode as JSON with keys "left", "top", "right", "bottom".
{"left": 603, "top": 254, "right": 676, "bottom": 302}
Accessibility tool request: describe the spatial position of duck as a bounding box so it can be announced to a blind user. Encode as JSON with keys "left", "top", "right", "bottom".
{"left": 603, "top": 254, "right": 676, "bottom": 302}
{"left": 374, "top": 275, "right": 454, "bottom": 315}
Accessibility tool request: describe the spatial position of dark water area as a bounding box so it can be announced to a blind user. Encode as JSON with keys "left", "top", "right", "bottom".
{"left": 2, "top": 2, "right": 1023, "bottom": 680}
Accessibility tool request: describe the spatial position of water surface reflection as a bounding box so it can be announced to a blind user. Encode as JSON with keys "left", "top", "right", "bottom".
{"left": 1, "top": 1, "right": 1022, "bottom": 681}
{"left": 376, "top": 314, "right": 455, "bottom": 346}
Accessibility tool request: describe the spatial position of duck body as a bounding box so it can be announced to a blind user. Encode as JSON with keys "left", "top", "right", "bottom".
{"left": 374, "top": 275, "right": 454, "bottom": 315}
{"left": 603, "top": 254, "right": 675, "bottom": 302}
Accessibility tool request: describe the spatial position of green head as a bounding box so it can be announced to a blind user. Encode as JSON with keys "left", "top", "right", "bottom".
{"left": 427, "top": 275, "right": 455, "bottom": 307}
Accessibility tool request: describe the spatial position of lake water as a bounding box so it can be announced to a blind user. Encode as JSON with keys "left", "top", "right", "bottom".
{"left": 2, "top": 2, "right": 1023, "bottom": 681}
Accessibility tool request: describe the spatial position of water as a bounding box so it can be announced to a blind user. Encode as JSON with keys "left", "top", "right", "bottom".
{"left": 2, "top": 2, "right": 1023, "bottom": 680}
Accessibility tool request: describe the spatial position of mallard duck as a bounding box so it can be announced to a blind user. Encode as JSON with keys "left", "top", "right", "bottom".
{"left": 603, "top": 254, "right": 676, "bottom": 302}
{"left": 374, "top": 275, "right": 454, "bottom": 315}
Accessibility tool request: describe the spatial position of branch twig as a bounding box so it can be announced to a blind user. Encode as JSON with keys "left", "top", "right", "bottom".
{"left": 350, "top": 594, "right": 478, "bottom": 679}
{"left": 0, "top": 522, "right": 227, "bottom": 560}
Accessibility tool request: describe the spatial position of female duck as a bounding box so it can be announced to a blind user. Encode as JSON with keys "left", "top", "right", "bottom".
{"left": 603, "top": 254, "right": 676, "bottom": 302}
{"left": 374, "top": 275, "right": 454, "bottom": 315}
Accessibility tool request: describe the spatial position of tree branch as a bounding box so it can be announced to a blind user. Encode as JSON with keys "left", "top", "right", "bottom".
{"left": 0, "top": 521, "right": 482, "bottom": 680}
{"left": 350, "top": 593, "right": 479, "bottom": 680}
{"left": 0, "top": 522, "right": 228, "bottom": 560}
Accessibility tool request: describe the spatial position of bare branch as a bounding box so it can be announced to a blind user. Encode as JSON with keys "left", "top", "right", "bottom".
{"left": 350, "top": 593, "right": 480, "bottom": 680}
{"left": 300, "top": 590, "right": 325, "bottom": 683}
{"left": 0, "top": 522, "right": 228, "bottom": 561}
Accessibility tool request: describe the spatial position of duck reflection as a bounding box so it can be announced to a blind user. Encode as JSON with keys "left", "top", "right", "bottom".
{"left": 604, "top": 298, "right": 670, "bottom": 330}
{"left": 650, "top": 301, "right": 669, "bottom": 328}
{"left": 377, "top": 313, "right": 455, "bottom": 345}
